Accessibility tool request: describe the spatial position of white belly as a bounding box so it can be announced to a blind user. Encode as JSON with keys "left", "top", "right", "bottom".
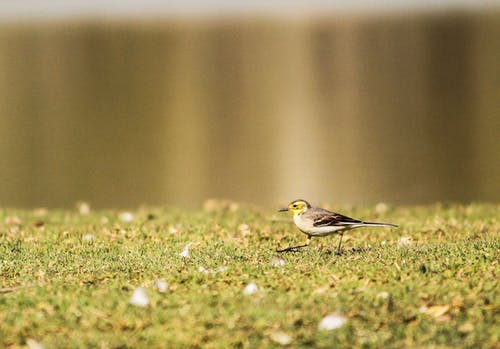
{"left": 293, "top": 214, "right": 346, "bottom": 237}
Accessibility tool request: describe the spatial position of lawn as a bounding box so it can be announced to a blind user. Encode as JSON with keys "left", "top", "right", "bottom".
{"left": 0, "top": 201, "right": 498, "bottom": 348}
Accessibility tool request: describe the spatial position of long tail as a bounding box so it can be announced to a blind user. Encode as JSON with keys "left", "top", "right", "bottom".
{"left": 361, "top": 221, "right": 398, "bottom": 228}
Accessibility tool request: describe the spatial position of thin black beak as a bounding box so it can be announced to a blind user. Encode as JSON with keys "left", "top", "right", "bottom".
{"left": 278, "top": 207, "right": 288, "bottom": 212}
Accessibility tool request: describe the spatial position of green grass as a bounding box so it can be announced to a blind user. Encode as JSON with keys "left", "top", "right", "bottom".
{"left": 0, "top": 202, "right": 498, "bottom": 348}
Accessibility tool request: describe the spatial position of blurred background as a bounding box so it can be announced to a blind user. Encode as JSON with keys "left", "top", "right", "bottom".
{"left": 0, "top": 1, "right": 499, "bottom": 209}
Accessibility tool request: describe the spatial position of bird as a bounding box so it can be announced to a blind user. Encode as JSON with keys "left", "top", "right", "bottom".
{"left": 277, "top": 199, "right": 398, "bottom": 254}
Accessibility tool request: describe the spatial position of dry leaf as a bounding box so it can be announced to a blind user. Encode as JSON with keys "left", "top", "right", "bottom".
{"left": 313, "top": 286, "right": 330, "bottom": 296}
{"left": 420, "top": 304, "right": 450, "bottom": 317}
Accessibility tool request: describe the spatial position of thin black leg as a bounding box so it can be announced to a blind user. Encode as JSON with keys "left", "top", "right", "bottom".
{"left": 336, "top": 234, "right": 344, "bottom": 255}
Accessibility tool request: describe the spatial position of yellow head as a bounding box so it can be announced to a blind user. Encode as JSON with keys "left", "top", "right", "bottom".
{"left": 279, "top": 199, "right": 311, "bottom": 215}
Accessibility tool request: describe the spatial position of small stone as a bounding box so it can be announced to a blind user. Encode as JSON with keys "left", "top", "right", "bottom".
{"left": 83, "top": 234, "right": 95, "bottom": 241}
{"left": 398, "top": 236, "right": 412, "bottom": 246}
{"left": 270, "top": 257, "right": 286, "bottom": 267}
{"left": 130, "top": 287, "right": 149, "bottom": 307}
{"left": 269, "top": 331, "right": 293, "bottom": 345}
{"left": 119, "top": 212, "right": 134, "bottom": 222}
{"left": 26, "top": 339, "right": 44, "bottom": 349}
{"left": 318, "top": 314, "right": 346, "bottom": 331}
{"left": 77, "top": 202, "right": 90, "bottom": 215}
{"left": 180, "top": 244, "right": 190, "bottom": 258}
{"left": 155, "top": 280, "right": 169, "bottom": 293}
{"left": 243, "top": 282, "right": 259, "bottom": 295}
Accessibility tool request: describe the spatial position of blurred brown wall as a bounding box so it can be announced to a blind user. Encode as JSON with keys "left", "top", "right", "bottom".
{"left": 0, "top": 10, "right": 499, "bottom": 208}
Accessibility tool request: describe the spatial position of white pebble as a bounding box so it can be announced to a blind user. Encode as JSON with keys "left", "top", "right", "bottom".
{"left": 155, "top": 280, "right": 169, "bottom": 293}
{"left": 83, "top": 234, "right": 95, "bottom": 241}
{"left": 130, "top": 287, "right": 150, "bottom": 307}
{"left": 180, "top": 244, "right": 190, "bottom": 258}
{"left": 26, "top": 339, "right": 44, "bottom": 349}
{"left": 119, "top": 212, "right": 134, "bottom": 223}
{"left": 243, "top": 282, "right": 259, "bottom": 295}
{"left": 77, "top": 202, "right": 90, "bottom": 215}
{"left": 269, "top": 331, "right": 293, "bottom": 345}
{"left": 318, "top": 314, "right": 346, "bottom": 331}
{"left": 398, "top": 236, "right": 412, "bottom": 246}
{"left": 270, "top": 257, "right": 286, "bottom": 267}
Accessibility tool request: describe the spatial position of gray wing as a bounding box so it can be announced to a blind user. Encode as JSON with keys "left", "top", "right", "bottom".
{"left": 311, "top": 208, "right": 363, "bottom": 227}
